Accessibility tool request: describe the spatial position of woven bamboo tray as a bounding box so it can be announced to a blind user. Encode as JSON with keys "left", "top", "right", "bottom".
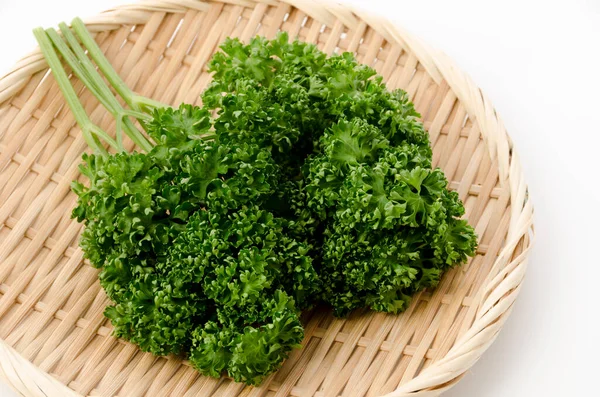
{"left": 0, "top": 1, "right": 534, "bottom": 396}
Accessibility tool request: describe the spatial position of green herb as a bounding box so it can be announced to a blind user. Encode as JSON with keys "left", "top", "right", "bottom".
{"left": 33, "top": 21, "right": 477, "bottom": 385}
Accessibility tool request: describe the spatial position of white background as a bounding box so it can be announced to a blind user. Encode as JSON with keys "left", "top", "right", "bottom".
{"left": 0, "top": 0, "right": 599, "bottom": 396}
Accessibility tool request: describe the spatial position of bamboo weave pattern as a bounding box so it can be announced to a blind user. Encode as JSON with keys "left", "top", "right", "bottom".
{"left": 0, "top": 1, "right": 533, "bottom": 396}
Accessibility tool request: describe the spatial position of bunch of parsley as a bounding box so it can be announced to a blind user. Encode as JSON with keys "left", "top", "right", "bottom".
{"left": 34, "top": 21, "right": 477, "bottom": 385}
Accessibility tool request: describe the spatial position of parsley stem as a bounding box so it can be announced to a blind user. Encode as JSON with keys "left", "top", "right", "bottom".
{"left": 71, "top": 18, "right": 167, "bottom": 114}
{"left": 45, "top": 28, "right": 123, "bottom": 151}
{"left": 55, "top": 23, "right": 153, "bottom": 152}
{"left": 33, "top": 28, "right": 108, "bottom": 157}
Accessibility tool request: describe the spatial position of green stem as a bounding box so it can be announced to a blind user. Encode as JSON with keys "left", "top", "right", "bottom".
{"left": 70, "top": 18, "right": 134, "bottom": 106}
{"left": 47, "top": 29, "right": 110, "bottom": 111}
{"left": 132, "top": 95, "right": 167, "bottom": 113}
{"left": 56, "top": 23, "right": 153, "bottom": 151}
{"left": 123, "top": 117, "right": 152, "bottom": 150}
{"left": 33, "top": 28, "right": 108, "bottom": 157}
{"left": 71, "top": 18, "right": 166, "bottom": 114}
{"left": 45, "top": 28, "right": 122, "bottom": 151}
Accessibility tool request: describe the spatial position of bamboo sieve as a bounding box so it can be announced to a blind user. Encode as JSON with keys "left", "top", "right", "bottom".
{"left": 0, "top": 1, "right": 534, "bottom": 396}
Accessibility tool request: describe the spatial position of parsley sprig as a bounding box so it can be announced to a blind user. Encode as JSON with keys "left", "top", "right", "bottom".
{"left": 33, "top": 22, "right": 477, "bottom": 385}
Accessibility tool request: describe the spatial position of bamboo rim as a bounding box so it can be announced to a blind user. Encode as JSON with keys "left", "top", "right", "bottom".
{"left": 0, "top": 1, "right": 534, "bottom": 396}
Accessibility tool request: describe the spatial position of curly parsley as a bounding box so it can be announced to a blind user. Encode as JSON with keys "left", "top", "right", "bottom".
{"left": 34, "top": 22, "right": 477, "bottom": 385}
